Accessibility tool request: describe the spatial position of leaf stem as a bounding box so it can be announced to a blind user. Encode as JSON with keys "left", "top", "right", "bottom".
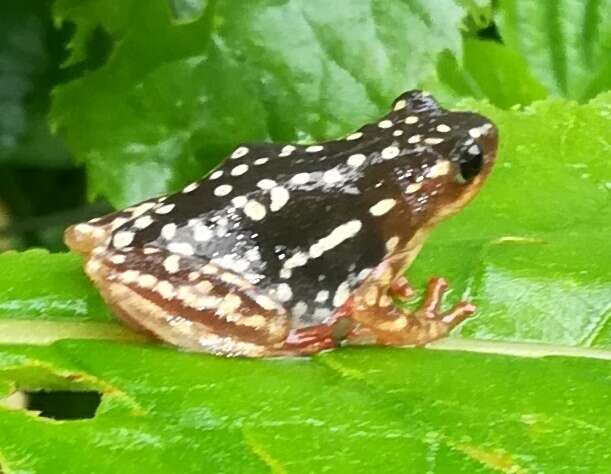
{"left": 428, "top": 337, "right": 611, "bottom": 360}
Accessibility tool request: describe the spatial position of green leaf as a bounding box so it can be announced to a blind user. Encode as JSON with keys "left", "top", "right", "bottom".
{"left": 50, "top": 0, "right": 467, "bottom": 207}
{"left": 0, "top": 249, "right": 112, "bottom": 323}
{"left": 422, "top": 38, "right": 548, "bottom": 108}
{"left": 497, "top": 0, "right": 611, "bottom": 101}
{"left": 0, "top": 342, "right": 609, "bottom": 473}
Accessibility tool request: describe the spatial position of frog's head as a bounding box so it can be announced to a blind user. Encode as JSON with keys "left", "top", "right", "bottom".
{"left": 388, "top": 90, "right": 498, "bottom": 226}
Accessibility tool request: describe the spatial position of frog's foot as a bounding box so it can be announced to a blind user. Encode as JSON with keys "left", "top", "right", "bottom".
{"left": 266, "top": 324, "right": 338, "bottom": 357}
{"left": 348, "top": 277, "right": 475, "bottom": 346}
{"left": 389, "top": 276, "right": 415, "bottom": 299}
{"left": 83, "top": 247, "right": 290, "bottom": 357}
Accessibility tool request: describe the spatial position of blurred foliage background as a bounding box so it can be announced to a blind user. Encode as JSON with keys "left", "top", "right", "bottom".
{"left": 1, "top": 0, "right": 608, "bottom": 252}
{"left": 0, "top": 0, "right": 97, "bottom": 250}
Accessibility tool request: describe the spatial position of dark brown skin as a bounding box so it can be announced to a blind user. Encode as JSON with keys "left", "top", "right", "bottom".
{"left": 65, "top": 90, "right": 498, "bottom": 357}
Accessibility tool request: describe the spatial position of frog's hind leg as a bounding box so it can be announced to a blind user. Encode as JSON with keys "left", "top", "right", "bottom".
{"left": 346, "top": 275, "right": 475, "bottom": 347}
{"left": 83, "top": 247, "right": 290, "bottom": 357}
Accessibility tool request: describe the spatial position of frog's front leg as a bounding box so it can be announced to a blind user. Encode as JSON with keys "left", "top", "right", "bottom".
{"left": 346, "top": 265, "right": 475, "bottom": 347}
{"left": 83, "top": 247, "right": 291, "bottom": 357}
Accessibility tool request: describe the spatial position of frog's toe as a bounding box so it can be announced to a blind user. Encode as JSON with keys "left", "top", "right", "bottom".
{"left": 414, "top": 277, "right": 475, "bottom": 325}
{"left": 439, "top": 301, "right": 476, "bottom": 327}
{"left": 389, "top": 276, "right": 415, "bottom": 299}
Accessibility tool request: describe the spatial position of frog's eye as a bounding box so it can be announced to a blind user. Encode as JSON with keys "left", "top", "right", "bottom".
{"left": 456, "top": 144, "right": 483, "bottom": 183}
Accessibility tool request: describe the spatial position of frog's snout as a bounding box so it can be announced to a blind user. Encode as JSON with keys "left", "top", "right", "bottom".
{"left": 64, "top": 222, "right": 108, "bottom": 256}
{"left": 474, "top": 120, "right": 499, "bottom": 163}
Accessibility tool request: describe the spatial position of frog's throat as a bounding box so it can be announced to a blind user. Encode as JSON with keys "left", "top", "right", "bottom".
{"left": 394, "top": 172, "right": 488, "bottom": 276}
{"left": 394, "top": 227, "right": 430, "bottom": 276}
{"left": 431, "top": 173, "right": 488, "bottom": 224}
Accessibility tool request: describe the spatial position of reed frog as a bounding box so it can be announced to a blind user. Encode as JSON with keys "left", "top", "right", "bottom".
{"left": 65, "top": 90, "right": 498, "bottom": 357}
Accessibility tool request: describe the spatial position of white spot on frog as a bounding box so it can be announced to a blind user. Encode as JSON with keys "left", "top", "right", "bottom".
{"left": 110, "top": 254, "right": 126, "bottom": 264}
{"left": 276, "top": 283, "right": 293, "bottom": 302}
{"left": 231, "top": 195, "right": 248, "bottom": 208}
{"left": 308, "top": 220, "right": 362, "bottom": 258}
{"left": 218, "top": 294, "right": 242, "bottom": 315}
{"left": 231, "top": 146, "right": 249, "bottom": 159}
{"left": 192, "top": 223, "right": 213, "bottom": 242}
{"left": 243, "top": 200, "right": 266, "bottom": 221}
{"left": 468, "top": 144, "right": 481, "bottom": 155}
{"left": 393, "top": 99, "right": 407, "bottom": 110}
{"left": 270, "top": 186, "right": 290, "bottom": 212}
{"left": 120, "top": 270, "right": 139, "bottom": 284}
{"left": 163, "top": 255, "right": 181, "bottom": 274}
{"left": 156, "top": 203, "right": 175, "bottom": 215}
{"left": 469, "top": 127, "right": 482, "bottom": 139}
{"left": 182, "top": 182, "right": 199, "bottom": 193}
{"left": 138, "top": 274, "right": 157, "bottom": 289}
{"left": 292, "top": 301, "right": 308, "bottom": 318}
{"left": 426, "top": 160, "right": 451, "bottom": 178}
{"left": 315, "top": 290, "right": 329, "bottom": 303}
{"left": 131, "top": 202, "right": 156, "bottom": 217}
{"left": 369, "top": 199, "right": 396, "bottom": 216}
{"left": 405, "top": 182, "right": 423, "bottom": 194}
{"left": 113, "top": 231, "right": 134, "bottom": 248}
{"left": 323, "top": 168, "right": 343, "bottom": 184}
{"left": 333, "top": 281, "right": 350, "bottom": 307}
{"left": 257, "top": 179, "right": 277, "bottom": 190}
{"left": 279, "top": 145, "right": 296, "bottom": 157}
{"left": 155, "top": 281, "right": 176, "bottom": 299}
{"left": 134, "top": 215, "right": 154, "bottom": 229}
{"left": 381, "top": 146, "right": 400, "bottom": 160}
{"left": 291, "top": 172, "right": 310, "bottom": 185}
{"left": 231, "top": 164, "right": 249, "bottom": 176}
{"left": 346, "top": 131, "right": 363, "bottom": 141}
{"left": 209, "top": 170, "right": 223, "bottom": 180}
{"left": 214, "top": 184, "right": 232, "bottom": 197}
{"left": 385, "top": 236, "right": 399, "bottom": 252}
{"left": 161, "top": 223, "right": 177, "bottom": 240}
{"left": 305, "top": 145, "right": 324, "bottom": 153}
{"left": 110, "top": 217, "right": 128, "bottom": 231}
{"left": 347, "top": 153, "right": 366, "bottom": 167}
{"left": 283, "top": 251, "right": 308, "bottom": 269}
{"left": 167, "top": 242, "right": 195, "bottom": 256}
{"left": 256, "top": 295, "right": 277, "bottom": 310}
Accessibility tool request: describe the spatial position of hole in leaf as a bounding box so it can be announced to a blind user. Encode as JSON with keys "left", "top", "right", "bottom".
{"left": 168, "top": 0, "right": 206, "bottom": 22}
{"left": 25, "top": 390, "right": 102, "bottom": 420}
{"left": 477, "top": 22, "right": 501, "bottom": 42}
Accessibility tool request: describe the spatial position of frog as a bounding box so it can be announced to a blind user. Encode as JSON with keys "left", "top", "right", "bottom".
{"left": 65, "top": 90, "right": 498, "bottom": 357}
